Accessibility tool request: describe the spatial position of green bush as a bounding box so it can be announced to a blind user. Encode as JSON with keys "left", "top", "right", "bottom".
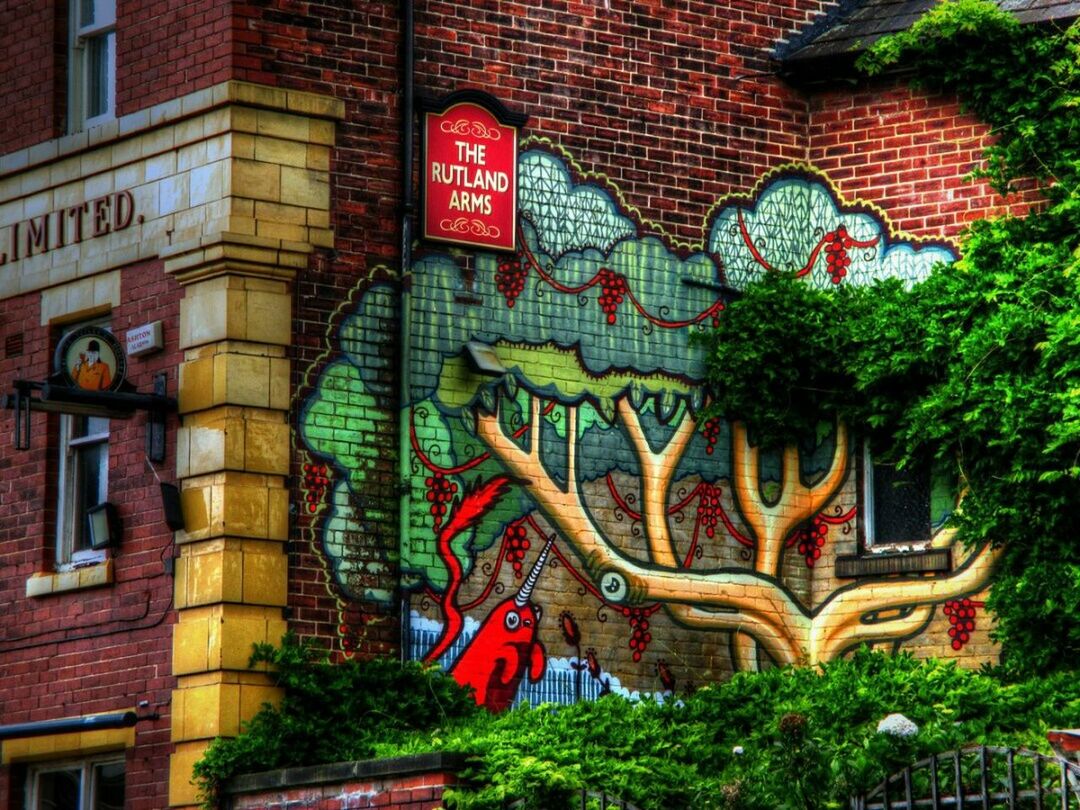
{"left": 195, "top": 639, "right": 1080, "bottom": 810}
{"left": 192, "top": 634, "right": 481, "bottom": 806}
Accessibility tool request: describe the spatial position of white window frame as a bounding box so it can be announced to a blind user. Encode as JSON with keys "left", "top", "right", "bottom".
{"left": 56, "top": 413, "right": 110, "bottom": 569}
{"left": 25, "top": 756, "right": 124, "bottom": 810}
{"left": 860, "top": 442, "right": 932, "bottom": 552}
{"left": 54, "top": 320, "right": 112, "bottom": 570}
{"left": 69, "top": 0, "right": 117, "bottom": 132}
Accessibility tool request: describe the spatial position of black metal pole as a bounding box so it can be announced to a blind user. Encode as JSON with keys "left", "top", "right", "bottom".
{"left": 398, "top": 0, "right": 416, "bottom": 665}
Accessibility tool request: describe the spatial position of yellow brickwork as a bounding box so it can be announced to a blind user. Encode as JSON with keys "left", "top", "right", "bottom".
{"left": 0, "top": 80, "right": 341, "bottom": 302}
{"left": 179, "top": 276, "right": 293, "bottom": 349}
{"left": 176, "top": 470, "right": 289, "bottom": 544}
{"left": 177, "top": 407, "right": 290, "bottom": 479}
{"left": 177, "top": 342, "right": 290, "bottom": 413}
{"left": 151, "top": 80, "right": 342, "bottom": 807}
{"left": 172, "top": 603, "right": 288, "bottom": 674}
{"left": 24, "top": 560, "right": 115, "bottom": 596}
{"left": 1, "top": 717, "right": 135, "bottom": 765}
{"left": 172, "top": 537, "right": 289, "bottom": 608}
{"left": 168, "top": 742, "right": 210, "bottom": 807}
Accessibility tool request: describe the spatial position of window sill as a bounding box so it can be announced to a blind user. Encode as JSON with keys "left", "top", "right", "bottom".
{"left": 835, "top": 548, "right": 951, "bottom": 579}
{"left": 25, "top": 560, "right": 114, "bottom": 597}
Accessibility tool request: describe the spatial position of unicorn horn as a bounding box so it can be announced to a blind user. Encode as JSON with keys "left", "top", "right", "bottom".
{"left": 515, "top": 535, "right": 555, "bottom": 607}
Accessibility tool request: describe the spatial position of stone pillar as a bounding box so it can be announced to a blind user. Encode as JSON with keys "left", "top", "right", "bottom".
{"left": 162, "top": 85, "right": 343, "bottom": 808}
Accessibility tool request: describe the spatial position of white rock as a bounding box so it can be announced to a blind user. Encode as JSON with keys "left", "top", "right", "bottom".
{"left": 877, "top": 713, "right": 919, "bottom": 738}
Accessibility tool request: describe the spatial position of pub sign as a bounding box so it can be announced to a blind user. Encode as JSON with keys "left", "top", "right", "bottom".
{"left": 421, "top": 92, "right": 526, "bottom": 252}
{"left": 54, "top": 326, "right": 127, "bottom": 392}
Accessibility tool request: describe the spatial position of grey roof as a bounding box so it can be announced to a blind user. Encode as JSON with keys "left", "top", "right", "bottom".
{"left": 781, "top": 0, "right": 1080, "bottom": 67}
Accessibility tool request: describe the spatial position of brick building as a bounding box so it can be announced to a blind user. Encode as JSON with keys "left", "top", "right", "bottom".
{"left": 0, "top": 1, "right": 1068, "bottom": 808}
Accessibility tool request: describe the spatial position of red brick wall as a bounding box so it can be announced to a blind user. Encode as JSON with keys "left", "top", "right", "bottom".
{"left": 225, "top": 758, "right": 465, "bottom": 810}
{"left": 116, "top": 0, "right": 234, "bottom": 115}
{"left": 808, "top": 83, "right": 1039, "bottom": 241}
{"left": 409, "top": 0, "right": 833, "bottom": 246}
{"left": 0, "top": 0, "right": 66, "bottom": 153}
{"left": 229, "top": 775, "right": 453, "bottom": 810}
{"left": 0, "top": 260, "right": 182, "bottom": 810}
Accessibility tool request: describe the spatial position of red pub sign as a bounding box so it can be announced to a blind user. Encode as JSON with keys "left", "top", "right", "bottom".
{"left": 422, "top": 93, "right": 525, "bottom": 251}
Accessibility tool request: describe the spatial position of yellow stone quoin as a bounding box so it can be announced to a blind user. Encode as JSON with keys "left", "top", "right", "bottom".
{"left": 176, "top": 470, "right": 290, "bottom": 544}
{"left": 172, "top": 603, "right": 289, "bottom": 675}
{"left": 179, "top": 276, "right": 293, "bottom": 348}
{"left": 178, "top": 343, "right": 291, "bottom": 413}
{"left": 0, "top": 78, "right": 342, "bottom": 808}
{"left": 177, "top": 407, "right": 291, "bottom": 479}
{"left": 174, "top": 538, "right": 288, "bottom": 609}
{"left": 158, "top": 81, "right": 340, "bottom": 808}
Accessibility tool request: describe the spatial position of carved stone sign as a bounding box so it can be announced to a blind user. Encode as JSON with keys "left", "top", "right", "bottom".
{"left": 0, "top": 190, "right": 140, "bottom": 266}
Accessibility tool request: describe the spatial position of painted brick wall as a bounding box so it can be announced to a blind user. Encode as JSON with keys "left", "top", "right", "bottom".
{"left": 0, "top": 260, "right": 182, "bottom": 810}
{"left": 282, "top": 1, "right": 855, "bottom": 662}
{"left": 289, "top": 0, "right": 1019, "bottom": 699}
{"left": 291, "top": 1, "right": 1021, "bottom": 689}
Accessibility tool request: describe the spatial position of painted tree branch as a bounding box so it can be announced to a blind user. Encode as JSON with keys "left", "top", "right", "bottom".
{"left": 730, "top": 420, "right": 849, "bottom": 576}
{"left": 616, "top": 397, "right": 698, "bottom": 568}
{"left": 474, "top": 393, "right": 808, "bottom": 664}
{"left": 809, "top": 540, "right": 1003, "bottom": 662}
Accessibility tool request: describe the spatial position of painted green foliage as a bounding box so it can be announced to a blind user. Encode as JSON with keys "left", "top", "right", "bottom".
{"left": 301, "top": 149, "right": 952, "bottom": 600}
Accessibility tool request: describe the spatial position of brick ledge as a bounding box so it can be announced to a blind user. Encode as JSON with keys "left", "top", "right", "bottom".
{"left": 223, "top": 752, "right": 470, "bottom": 795}
{"left": 25, "top": 559, "right": 115, "bottom": 596}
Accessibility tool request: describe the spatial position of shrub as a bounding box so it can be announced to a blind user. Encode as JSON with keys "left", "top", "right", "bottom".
{"left": 195, "top": 639, "right": 1080, "bottom": 810}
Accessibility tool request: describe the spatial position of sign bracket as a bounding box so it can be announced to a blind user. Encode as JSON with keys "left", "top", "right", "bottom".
{"left": 3, "top": 373, "right": 176, "bottom": 460}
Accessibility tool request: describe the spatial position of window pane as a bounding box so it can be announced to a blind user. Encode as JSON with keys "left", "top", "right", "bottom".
{"left": 37, "top": 768, "right": 82, "bottom": 810}
{"left": 74, "top": 415, "right": 110, "bottom": 440}
{"left": 92, "top": 762, "right": 124, "bottom": 810}
{"left": 86, "top": 35, "right": 109, "bottom": 119}
{"left": 872, "top": 462, "right": 931, "bottom": 543}
{"left": 81, "top": 0, "right": 95, "bottom": 26}
{"left": 74, "top": 441, "right": 107, "bottom": 552}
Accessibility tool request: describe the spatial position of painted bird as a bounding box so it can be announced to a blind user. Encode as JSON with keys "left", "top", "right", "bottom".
{"left": 449, "top": 536, "right": 554, "bottom": 711}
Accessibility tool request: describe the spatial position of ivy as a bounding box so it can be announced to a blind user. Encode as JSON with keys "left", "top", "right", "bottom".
{"left": 700, "top": 0, "right": 1080, "bottom": 675}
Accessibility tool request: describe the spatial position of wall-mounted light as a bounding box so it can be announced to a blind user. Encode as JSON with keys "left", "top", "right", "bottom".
{"left": 464, "top": 341, "right": 507, "bottom": 376}
{"left": 86, "top": 502, "right": 122, "bottom": 549}
{"left": 159, "top": 483, "right": 186, "bottom": 531}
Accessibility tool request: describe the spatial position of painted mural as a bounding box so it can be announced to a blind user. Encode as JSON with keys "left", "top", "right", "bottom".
{"left": 300, "top": 142, "right": 999, "bottom": 708}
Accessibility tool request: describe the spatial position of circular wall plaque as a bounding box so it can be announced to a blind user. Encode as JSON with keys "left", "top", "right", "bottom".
{"left": 54, "top": 326, "right": 127, "bottom": 392}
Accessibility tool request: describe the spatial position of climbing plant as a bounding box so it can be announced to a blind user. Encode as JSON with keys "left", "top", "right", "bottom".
{"left": 701, "top": 0, "right": 1080, "bottom": 676}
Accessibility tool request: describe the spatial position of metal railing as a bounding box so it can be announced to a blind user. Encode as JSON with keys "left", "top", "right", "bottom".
{"left": 851, "top": 745, "right": 1080, "bottom": 810}
{"left": 508, "top": 790, "right": 643, "bottom": 810}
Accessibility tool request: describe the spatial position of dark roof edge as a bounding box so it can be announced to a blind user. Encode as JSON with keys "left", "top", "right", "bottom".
{"left": 773, "top": 0, "right": 872, "bottom": 60}
{"left": 778, "top": 10, "right": 1080, "bottom": 89}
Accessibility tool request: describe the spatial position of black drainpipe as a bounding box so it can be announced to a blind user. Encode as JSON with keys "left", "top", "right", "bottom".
{"left": 397, "top": 0, "right": 416, "bottom": 663}
{"left": 0, "top": 711, "right": 137, "bottom": 742}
